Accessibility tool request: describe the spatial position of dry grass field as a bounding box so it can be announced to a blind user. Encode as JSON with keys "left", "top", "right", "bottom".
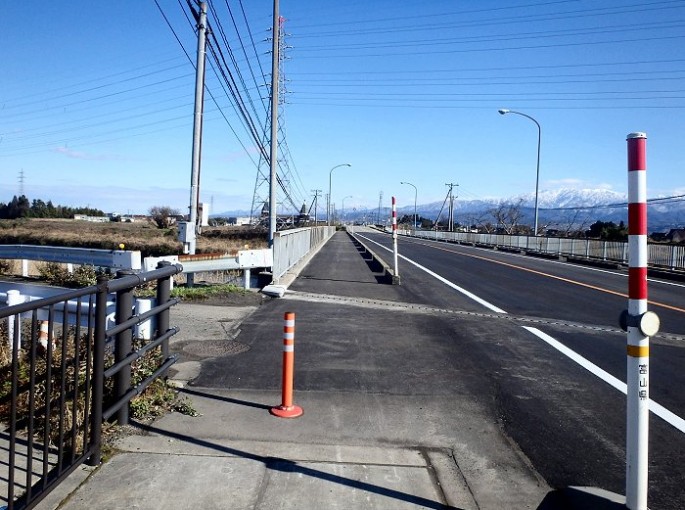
{"left": 0, "top": 218, "right": 268, "bottom": 257}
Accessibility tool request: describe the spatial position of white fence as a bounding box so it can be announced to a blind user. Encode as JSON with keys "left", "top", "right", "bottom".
{"left": 272, "top": 226, "right": 336, "bottom": 283}
{"left": 408, "top": 230, "right": 685, "bottom": 270}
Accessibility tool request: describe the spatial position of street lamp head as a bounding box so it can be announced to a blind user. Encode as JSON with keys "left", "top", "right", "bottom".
{"left": 498, "top": 109, "right": 510, "bottom": 115}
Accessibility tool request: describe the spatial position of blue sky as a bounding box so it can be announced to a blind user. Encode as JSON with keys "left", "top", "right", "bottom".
{"left": 1, "top": 0, "right": 684, "bottom": 217}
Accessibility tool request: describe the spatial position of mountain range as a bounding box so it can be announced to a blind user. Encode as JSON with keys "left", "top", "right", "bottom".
{"left": 216, "top": 188, "right": 685, "bottom": 232}
{"left": 393, "top": 189, "right": 684, "bottom": 232}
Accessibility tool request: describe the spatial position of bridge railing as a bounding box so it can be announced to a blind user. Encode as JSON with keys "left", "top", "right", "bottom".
{"left": 1, "top": 262, "right": 182, "bottom": 510}
{"left": 408, "top": 230, "right": 685, "bottom": 270}
{"left": 272, "top": 226, "right": 336, "bottom": 283}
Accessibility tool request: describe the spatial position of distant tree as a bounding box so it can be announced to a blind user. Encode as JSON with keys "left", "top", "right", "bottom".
{"left": 149, "top": 206, "right": 180, "bottom": 228}
{"left": 586, "top": 220, "right": 628, "bottom": 241}
{"left": 490, "top": 199, "right": 525, "bottom": 234}
{"left": 0, "top": 195, "right": 31, "bottom": 219}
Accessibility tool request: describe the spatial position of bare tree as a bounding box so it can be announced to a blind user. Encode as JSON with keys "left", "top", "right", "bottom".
{"left": 149, "top": 206, "right": 180, "bottom": 229}
{"left": 490, "top": 199, "right": 525, "bottom": 234}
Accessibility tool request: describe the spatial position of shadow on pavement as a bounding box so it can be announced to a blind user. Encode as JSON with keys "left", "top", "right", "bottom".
{"left": 351, "top": 239, "right": 392, "bottom": 284}
{"left": 132, "top": 421, "right": 463, "bottom": 510}
{"left": 536, "top": 487, "right": 625, "bottom": 509}
{"left": 179, "top": 387, "right": 272, "bottom": 411}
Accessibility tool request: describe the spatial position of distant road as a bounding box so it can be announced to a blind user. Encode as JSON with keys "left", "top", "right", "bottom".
{"left": 357, "top": 229, "right": 685, "bottom": 509}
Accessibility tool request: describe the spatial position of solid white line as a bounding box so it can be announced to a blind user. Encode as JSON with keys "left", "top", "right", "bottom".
{"left": 404, "top": 232, "right": 685, "bottom": 289}
{"left": 358, "top": 234, "right": 505, "bottom": 313}
{"left": 358, "top": 233, "right": 685, "bottom": 434}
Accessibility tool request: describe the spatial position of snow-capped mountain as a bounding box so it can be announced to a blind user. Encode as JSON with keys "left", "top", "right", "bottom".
{"left": 397, "top": 188, "right": 684, "bottom": 231}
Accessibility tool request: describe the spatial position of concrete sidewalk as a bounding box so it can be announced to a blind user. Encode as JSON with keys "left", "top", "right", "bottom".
{"left": 41, "top": 231, "right": 621, "bottom": 510}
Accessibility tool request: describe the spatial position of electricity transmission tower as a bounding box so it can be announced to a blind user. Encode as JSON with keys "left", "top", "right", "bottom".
{"left": 249, "top": 15, "right": 296, "bottom": 227}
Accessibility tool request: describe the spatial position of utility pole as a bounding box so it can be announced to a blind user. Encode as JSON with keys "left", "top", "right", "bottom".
{"left": 183, "top": 1, "right": 208, "bottom": 287}
{"left": 268, "top": 0, "right": 281, "bottom": 247}
{"left": 377, "top": 191, "right": 383, "bottom": 225}
{"left": 310, "top": 189, "right": 322, "bottom": 225}
{"left": 445, "top": 183, "right": 459, "bottom": 232}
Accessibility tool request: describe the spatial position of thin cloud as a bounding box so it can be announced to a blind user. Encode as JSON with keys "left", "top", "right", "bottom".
{"left": 53, "top": 146, "right": 124, "bottom": 161}
{"left": 544, "top": 178, "right": 615, "bottom": 191}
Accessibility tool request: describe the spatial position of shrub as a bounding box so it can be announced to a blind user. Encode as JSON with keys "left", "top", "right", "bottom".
{"left": 37, "top": 262, "right": 100, "bottom": 287}
{"left": 0, "top": 259, "right": 11, "bottom": 275}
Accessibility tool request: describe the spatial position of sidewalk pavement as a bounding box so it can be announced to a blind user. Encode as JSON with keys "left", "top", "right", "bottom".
{"left": 41, "top": 230, "right": 624, "bottom": 510}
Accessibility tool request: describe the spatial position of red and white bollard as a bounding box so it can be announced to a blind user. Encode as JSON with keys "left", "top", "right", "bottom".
{"left": 270, "top": 312, "right": 303, "bottom": 418}
{"left": 624, "top": 132, "right": 659, "bottom": 510}
{"left": 392, "top": 196, "right": 399, "bottom": 277}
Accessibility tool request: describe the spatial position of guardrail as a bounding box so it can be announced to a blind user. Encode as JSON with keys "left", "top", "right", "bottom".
{"left": 145, "top": 249, "right": 273, "bottom": 289}
{"left": 0, "top": 245, "right": 272, "bottom": 290}
{"left": 406, "top": 230, "right": 685, "bottom": 271}
{"left": 0, "top": 245, "right": 141, "bottom": 273}
{"left": 271, "top": 226, "right": 336, "bottom": 284}
{"left": 1, "top": 263, "right": 181, "bottom": 510}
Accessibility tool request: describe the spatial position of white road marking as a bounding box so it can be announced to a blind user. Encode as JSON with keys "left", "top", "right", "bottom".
{"left": 405, "top": 234, "right": 685, "bottom": 289}
{"left": 358, "top": 232, "right": 685, "bottom": 434}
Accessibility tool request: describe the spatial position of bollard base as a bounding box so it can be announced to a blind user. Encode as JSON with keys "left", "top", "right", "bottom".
{"left": 270, "top": 405, "right": 304, "bottom": 419}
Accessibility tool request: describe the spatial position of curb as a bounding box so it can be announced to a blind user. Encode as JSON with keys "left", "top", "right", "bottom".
{"left": 347, "top": 230, "right": 400, "bottom": 285}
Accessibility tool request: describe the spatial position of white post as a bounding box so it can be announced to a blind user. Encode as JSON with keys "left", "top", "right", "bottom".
{"left": 244, "top": 268, "right": 251, "bottom": 290}
{"left": 7, "top": 289, "right": 22, "bottom": 349}
{"left": 392, "top": 196, "right": 399, "bottom": 277}
{"left": 22, "top": 259, "right": 29, "bottom": 277}
{"left": 134, "top": 298, "right": 154, "bottom": 341}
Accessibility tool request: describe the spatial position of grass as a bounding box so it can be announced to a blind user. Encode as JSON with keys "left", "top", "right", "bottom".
{"left": 0, "top": 218, "right": 268, "bottom": 259}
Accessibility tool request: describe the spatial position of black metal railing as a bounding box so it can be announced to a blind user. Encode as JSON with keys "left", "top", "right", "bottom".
{"left": 1, "top": 262, "right": 182, "bottom": 510}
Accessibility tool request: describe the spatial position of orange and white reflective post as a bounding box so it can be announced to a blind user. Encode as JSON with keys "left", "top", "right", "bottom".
{"left": 270, "top": 312, "right": 303, "bottom": 418}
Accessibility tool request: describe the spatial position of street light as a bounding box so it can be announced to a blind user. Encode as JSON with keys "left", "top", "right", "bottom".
{"left": 400, "top": 181, "right": 418, "bottom": 230}
{"left": 341, "top": 195, "right": 353, "bottom": 224}
{"left": 498, "top": 108, "right": 542, "bottom": 236}
{"left": 328, "top": 163, "right": 351, "bottom": 226}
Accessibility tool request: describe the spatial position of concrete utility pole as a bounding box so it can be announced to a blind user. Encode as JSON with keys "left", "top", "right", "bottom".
{"left": 268, "top": 0, "right": 280, "bottom": 247}
{"left": 310, "top": 189, "right": 322, "bottom": 225}
{"left": 189, "top": 2, "right": 208, "bottom": 254}
{"left": 181, "top": 1, "right": 208, "bottom": 287}
{"left": 445, "top": 183, "right": 459, "bottom": 231}
{"left": 377, "top": 191, "right": 383, "bottom": 225}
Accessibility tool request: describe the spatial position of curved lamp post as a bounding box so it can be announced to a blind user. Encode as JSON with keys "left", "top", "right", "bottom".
{"left": 328, "top": 163, "right": 352, "bottom": 226}
{"left": 400, "top": 181, "right": 418, "bottom": 229}
{"left": 498, "top": 109, "right": 541, "bottom": 236}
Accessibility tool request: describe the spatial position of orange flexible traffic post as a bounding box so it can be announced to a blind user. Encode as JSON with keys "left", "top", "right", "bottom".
{"left": 270, "top": 312, "right": 303, "bottom": 418}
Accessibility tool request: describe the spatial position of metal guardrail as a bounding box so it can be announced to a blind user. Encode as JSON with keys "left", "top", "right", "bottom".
{"left": 0, "top": 245, "right": 141, "bottom": 272}
{"left": 1, "top": 262, "right": 181, "bottom": 510}
{"left": 271, "top": 226, "right": 336, "bottom": 283}
{"left": 406, "top": 230, "right": 685, "bottom": 270}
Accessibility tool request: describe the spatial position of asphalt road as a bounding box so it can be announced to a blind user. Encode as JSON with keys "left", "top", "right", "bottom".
{"left": 356, "top": 229, "right": 685, "bottom": 510}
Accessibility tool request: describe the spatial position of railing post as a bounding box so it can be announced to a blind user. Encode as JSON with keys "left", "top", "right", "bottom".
{"left": 88, "top": 276, "right": 108, "bottom": 466}
{"left": 115, "top": 270, "right": 134, "bottom": 425}
{"left": 156, "top": 261, "right": 172, "bottom": 365}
